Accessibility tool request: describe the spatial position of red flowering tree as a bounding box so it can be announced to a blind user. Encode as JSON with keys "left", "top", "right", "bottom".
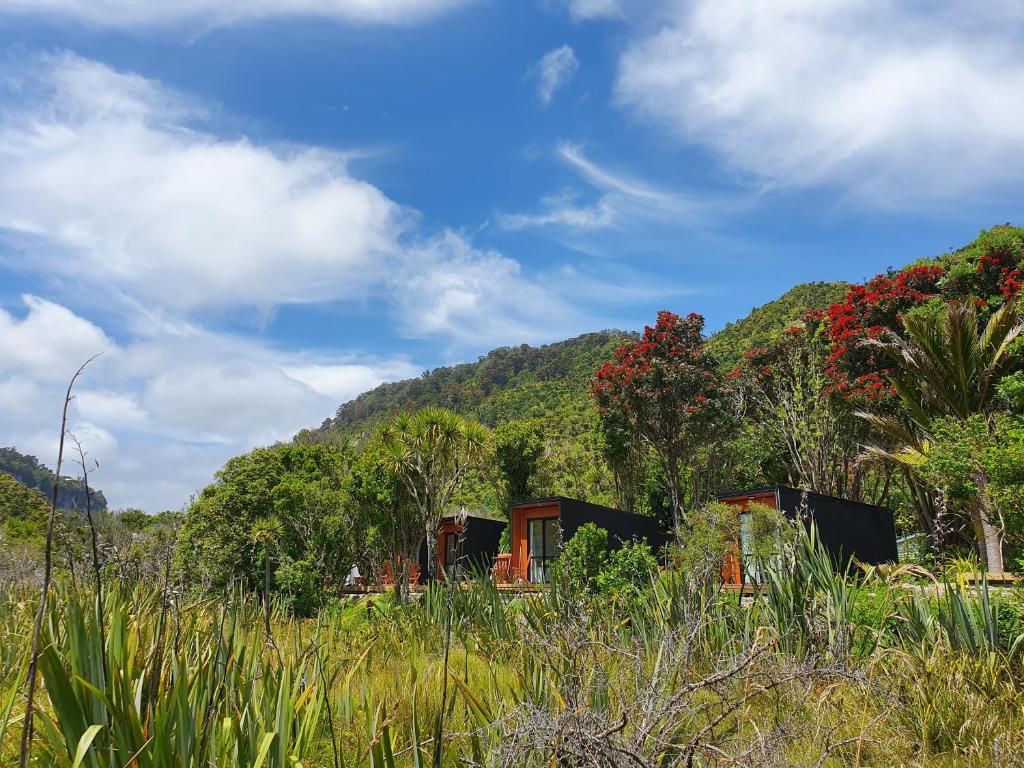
{"left": 591, "top": 311, "right": 730, "bottom": 534}
{"left": 825, "top": 265, "right": 944, "bottom": 401}
{"left": 825, "top": 227, "right": 1023, "bottom": 403}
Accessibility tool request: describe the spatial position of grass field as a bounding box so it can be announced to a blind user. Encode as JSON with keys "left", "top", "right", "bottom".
{"left": 2, "top": 541, "right": 1023, "bottom": 767}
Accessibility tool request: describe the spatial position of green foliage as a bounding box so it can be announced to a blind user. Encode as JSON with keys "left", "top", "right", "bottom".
{"left": 599, "top": 540, "right": 658, "bottom": 596}
{"left": 0, "top": 471, "right": 49, "bottom": 546}
{"left": 0, "top": 446, "right": 106, "bottom": 512}
{"left": 346, "top": 438, "right": 421, "bottom": 577}
{"left": 673, "top": 502, "right": 740, "bottom": 578}
{"left": 920, "top": 414, "right": 1024, "bottom": 563}
{"left": 491, "top": 419, "right": 543, "bottom": 505}
{"left": 553, "top": 523, "right": 659, "bottom": 598}
{"left": 176, "top": 443, "right": 355, "bottom": 595}
{"left": 707, "top": 281, "right": 849, "bottom": 369}
{"left": 553, "top": 522, "right": 608, "bottom": 594}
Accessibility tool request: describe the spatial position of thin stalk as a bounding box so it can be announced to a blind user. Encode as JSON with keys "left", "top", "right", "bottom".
{"left": 19, "top": 353, "right": 99, "bottom": 768}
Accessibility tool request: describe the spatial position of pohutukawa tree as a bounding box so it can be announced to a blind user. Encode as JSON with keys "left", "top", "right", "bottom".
{"left": 381, "top": 407, "right": 489, "bottom": 580}
{"left": 591, "top": 311, "right": 730, "bottom": 535}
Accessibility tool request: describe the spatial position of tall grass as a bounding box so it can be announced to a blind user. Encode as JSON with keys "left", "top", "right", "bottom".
{"left": 1, "top": 532, "right": 1022, "bottom": 767}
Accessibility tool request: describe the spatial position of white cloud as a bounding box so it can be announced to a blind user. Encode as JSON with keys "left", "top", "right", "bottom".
{"left": 562, "top": 0, "right": 622, "bottom": 21}
{"left": 0, "top": 294, "right": 115, "bottom": 382}
{"left": 0, "top": 0, "right": 472, "bottom": 28}
{"left": 498, "top": 190, "right": 617, "bottom": 231}
{"left": 0, "top": 53, "right": 406, "bottom": 313}
{"left": 395, "top": 231, "right": 588, "bottom": 345}
{"left": 615, "top": 0, "right": 1024, "bottom": 205}
{"left": 498, "top": 143, "right": 712, "bottom": 232}
{"left": 0, "top": 294, "right": 427, "bottom": 511}
{"left": 0, "top": 53, "right": 583, "bottom": 345}
{"left": 284, "top": 361, "right": 421, "bottom": 401}
{"left": 533, "top": 45, "right": 580, "bottom": 105}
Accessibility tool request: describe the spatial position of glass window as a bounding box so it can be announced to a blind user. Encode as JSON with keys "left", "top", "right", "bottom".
{"left": 738, "top": 513, "right": 757, "bottom": 584}
{"left": 527, "top": 517, "right": 561, "bottom": 583}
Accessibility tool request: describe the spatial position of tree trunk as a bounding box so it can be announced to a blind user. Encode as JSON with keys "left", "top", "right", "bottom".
{"left": 663, "top": 455, "right": 684, "bottom": 539}
{"left": 973, "top": 473, "right": 1004, "bottom": 574}
{"left": 979, "top": 515, "right": 1004, "bottom": 574}
{"left": 425, "top": 522, "right": 438, "bottom": 581}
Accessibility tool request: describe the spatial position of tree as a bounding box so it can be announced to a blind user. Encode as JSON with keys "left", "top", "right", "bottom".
{"left": 591, "top": 311, "right": 731, "bottom": 534}
{"left": 492, "top": 419, "right": 544, "bottom": 505}
{"left": 738, "top": 312, "right": 886, "bottom": 502}
{"left": 860, "top": 301, "right": 1023, "bottom": 572}
{"left": 175, "top": 443, "right": 353, "bottom": 595}
{"left": 0, "top": 472, "right": 49, "bottom": 546}
{"left": 345, "top": 439, "right": 420, "bottom": 591}
{"left": 380, "top": 408, "right": 489, "bottom": 580}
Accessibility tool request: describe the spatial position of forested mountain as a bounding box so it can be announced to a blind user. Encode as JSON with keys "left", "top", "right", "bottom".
{"left": 309, "top": 282, "right": 847, "bottom": 443}
{"left": 312, "top": 331, "right": 636, "bottom": 437}
{"left": 707, "top": 282, "right": 849, "bottom": 368}
{"left": 0, "top": 446, "right": 107, "bottom": 511}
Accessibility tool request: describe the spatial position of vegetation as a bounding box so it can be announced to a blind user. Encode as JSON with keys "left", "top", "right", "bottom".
{"left": 1, "top": 447, "right": 107, "bottom": 512}
{"left": 591, "top": 311, "right": 732, "bottom": 532}
{"left": 2, "top": 531, "right": 1023, "bottom": 767}
{"left": 4, "top": 225, "right": 1024, "bottom": 765}
{"left": 707, "top": 281, "right": 849, "bottom": 368}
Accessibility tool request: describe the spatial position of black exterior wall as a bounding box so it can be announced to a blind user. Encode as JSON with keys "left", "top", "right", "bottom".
{"left": 551, "top": 497, "right": 673, "bottom": 555}
{"left": 720, "top": 487, "right": 898, "bottom": 569}
{"left": 417, "top": 515, "right": 506, "bottom": 578}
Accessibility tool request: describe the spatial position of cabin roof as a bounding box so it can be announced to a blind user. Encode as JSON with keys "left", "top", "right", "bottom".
{"left": 717, "top": 486, "right": 892, "bottom": 514}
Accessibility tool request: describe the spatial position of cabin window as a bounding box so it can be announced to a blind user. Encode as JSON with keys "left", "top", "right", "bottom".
{"left": 443, "top": 531, "right": 459, "bottom": 579}
{"left": 738, "top": 513, "right": 757, "bottom": 584}
{"left": 528, "top": 517, "right": 560, "bottom": 583}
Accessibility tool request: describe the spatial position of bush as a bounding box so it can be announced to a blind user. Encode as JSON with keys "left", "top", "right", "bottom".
{"left": 599, "top": 540, "right": 658, "bottom": 595}
{"left": 555, "top": 523, "right": 608, "bottom": 594}
{"left": 275, "top": 556, "right": 322, "bottom": 617}
{"left": 554, "top": 523, "right": 659, "bottom": 599}
{"left": 673, "top": 502, "right": 740, "bottom": 578}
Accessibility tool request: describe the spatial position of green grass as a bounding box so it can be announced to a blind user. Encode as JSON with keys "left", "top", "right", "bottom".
{"left": 1, "top": 542, "right": 1022, "bottom": 767}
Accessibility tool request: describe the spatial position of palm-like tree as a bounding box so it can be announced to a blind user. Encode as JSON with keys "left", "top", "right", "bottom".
{"left": 381, "top": 408, "right": 490, "bottom": 581}
{"left": 859, "top": 300, "right": 1022, "bottom": 572}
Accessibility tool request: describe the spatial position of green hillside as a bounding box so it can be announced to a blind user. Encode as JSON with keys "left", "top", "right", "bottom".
{"left": 311, "top": 331, "right": 636, "bottom": 437}
{"left": 0, "top": 446, "right": 107, "bottom": 512}
{"left": 706, "top": 281, "right": 849, "bottom": 368}
{"left": 310, "top": 282, "right": 849, "bottom": 442}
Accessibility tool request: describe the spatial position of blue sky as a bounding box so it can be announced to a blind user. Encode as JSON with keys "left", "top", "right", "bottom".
{"left": 1, "top": 0, "right": 1022, "bottom": 511}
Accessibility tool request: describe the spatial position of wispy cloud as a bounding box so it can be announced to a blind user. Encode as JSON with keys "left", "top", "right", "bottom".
{"left": 0, "top": 0, "right": 473, "bottom": 29}
{"left": 560, "top": 0, "right": 623, "bottom": 22}
{"left": 498, "top": 142, "right": 715, "bottom": 233}
{"left": 615, "top": 0, "right": 1024, "bottom": 207}
{"left": 533, "top": 45, "right": 580, "bottom": 105}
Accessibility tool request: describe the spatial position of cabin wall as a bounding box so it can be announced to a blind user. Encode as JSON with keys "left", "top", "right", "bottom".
{"left": 510, "top": 501, "right": 561, "bottom": 580}
{"left": 417, "top": 517, "right": 507, "bottom": 581}
{"left": 777, "top": 488, "right": 898, "bottom": 568}
{"left": 559, "top": 497, "right": 672, "bottom": 554}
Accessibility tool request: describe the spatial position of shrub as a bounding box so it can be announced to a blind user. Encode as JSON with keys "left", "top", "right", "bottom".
{"left": 673, "top": 502, "right": 740, "bottom": 579}
{"left": 555, "top": 522, "right": 608, "bottom": 594}
{"left": 599, "top": 539, "right": 658, "bottom": 596}
{"left": 275, "top": 555, "right": 322, "bottom": 617}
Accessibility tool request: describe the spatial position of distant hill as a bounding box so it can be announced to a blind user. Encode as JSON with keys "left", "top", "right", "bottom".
{"left": 0, "top": 446, "right": 107, "bottom": 511}
{"left": 313, "top": 331, "right": 636, "bottom": 438}
{"left": 706, "top": 282, "right": 849, "bottom": 369}
{"left": 310, "top": 283, "right": 850, "bottom": 443}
